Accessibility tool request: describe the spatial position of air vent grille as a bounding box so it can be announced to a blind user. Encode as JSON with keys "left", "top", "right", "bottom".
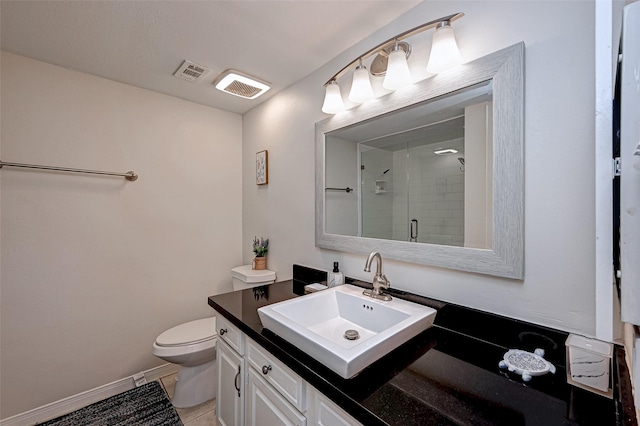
{"left": 173, "top": 60, "right": 211, "bottom": 83}
{"left": 222, "top": 80, "right": 262, "bottom": 98}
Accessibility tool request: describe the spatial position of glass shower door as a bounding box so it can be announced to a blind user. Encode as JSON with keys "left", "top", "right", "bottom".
{"left": 407, "top": 139, "right": 465, "bottom": 246}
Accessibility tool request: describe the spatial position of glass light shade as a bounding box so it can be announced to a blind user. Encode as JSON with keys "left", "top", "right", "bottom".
{"left": 383, "top": 48, "right": 412, "bottom": 90}
{"left": 321, "top": 81, "right": 345, "bottom": 114}
{"left": 348, "top": 67, "right": 374, "bottom": 104}
{"left": 426, "top": 24, "right": 462, "bottom": 74}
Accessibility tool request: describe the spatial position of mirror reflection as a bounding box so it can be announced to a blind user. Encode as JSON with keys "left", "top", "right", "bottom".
{"left": 325, "top": 81, "right": 493, "bottom": 249}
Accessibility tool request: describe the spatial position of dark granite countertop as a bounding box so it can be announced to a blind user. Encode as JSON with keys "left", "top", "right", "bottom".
{"left": 208, "top": 267, "right": 619, "bottom": 426}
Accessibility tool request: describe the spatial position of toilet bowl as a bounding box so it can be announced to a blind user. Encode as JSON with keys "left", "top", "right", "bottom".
{"left": 152, "top": 317, "right": 217, "bottom": 408}
{"left": 152, "top": 265, "right": 275, "bottom": 408}
{"left": 231, "top": 265, "right": 276, "bottom": 291}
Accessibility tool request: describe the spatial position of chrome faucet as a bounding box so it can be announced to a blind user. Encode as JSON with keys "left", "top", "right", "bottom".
{"left": 363, "top": 251, "right": 392, "bottom": 301}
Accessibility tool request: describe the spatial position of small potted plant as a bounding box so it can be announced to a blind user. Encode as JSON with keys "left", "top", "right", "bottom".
{"left": 252, "top": 236, "right": 269, "bottom": 270}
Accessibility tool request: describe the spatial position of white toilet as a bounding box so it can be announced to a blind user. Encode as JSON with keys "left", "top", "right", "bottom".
{"left": 152, "top": 265, "right": 275, "bottom": 408}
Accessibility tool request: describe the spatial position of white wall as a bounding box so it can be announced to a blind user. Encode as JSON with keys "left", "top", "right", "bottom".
{"left": 0, "top": 52, "right": 243, "bottom": 418}
{"left": 242, "top": 1, "right": 598, "bottom": 334}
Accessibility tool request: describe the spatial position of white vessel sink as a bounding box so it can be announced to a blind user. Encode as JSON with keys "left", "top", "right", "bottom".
{"left": 257, "top": 284, "right": 437, "bottom": 378}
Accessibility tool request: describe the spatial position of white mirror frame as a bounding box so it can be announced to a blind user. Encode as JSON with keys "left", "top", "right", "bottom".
{"left": 316, "top": 42, "right": 524, "bottom": 279}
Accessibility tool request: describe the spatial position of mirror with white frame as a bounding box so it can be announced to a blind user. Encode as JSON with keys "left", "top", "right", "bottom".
{"left": 315, "top": 43, "right": 524, "bottom": 279}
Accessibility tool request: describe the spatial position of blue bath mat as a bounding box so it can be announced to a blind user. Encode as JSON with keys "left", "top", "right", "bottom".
{"left": 38, "top": 381, "right": 183, "bottom": 425}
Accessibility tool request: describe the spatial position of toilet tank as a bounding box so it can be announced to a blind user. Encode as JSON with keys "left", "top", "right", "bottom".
{"left": 231, "top": 265, "right": 276, "bottom": 291}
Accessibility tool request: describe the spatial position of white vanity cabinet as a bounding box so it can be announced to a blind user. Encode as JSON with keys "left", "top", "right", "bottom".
{"left": 214, "top": 311, "right": 362, "bottom": 426}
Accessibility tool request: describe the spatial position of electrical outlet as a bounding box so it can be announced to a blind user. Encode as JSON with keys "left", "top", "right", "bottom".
{"left": 132, "top": 372, "right": 147, "bottom": 387}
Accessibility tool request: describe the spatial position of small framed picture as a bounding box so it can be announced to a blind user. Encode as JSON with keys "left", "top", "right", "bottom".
{"left": 256, "top": 150, "right": 268, "bottom": 185}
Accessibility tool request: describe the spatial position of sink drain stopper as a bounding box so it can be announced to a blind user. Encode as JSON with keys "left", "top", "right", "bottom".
{"left": 344, "top": 330, "right": 360, "bottom": 340}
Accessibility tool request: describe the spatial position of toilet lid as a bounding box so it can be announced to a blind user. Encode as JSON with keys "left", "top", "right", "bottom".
{"left": 156, "top": 317, "right": 217, "bottom": 347}
{"left": 231, "top": 265, "right": 276, "bottom": 283}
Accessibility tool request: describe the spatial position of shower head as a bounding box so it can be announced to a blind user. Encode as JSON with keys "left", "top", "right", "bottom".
{"left": 376, "top": 169, "right": 391, "bottom": 178}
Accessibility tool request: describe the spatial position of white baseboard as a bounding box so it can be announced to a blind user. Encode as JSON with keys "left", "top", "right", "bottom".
{"left": 0, "top": 364, "right": 179, "bottom": 426}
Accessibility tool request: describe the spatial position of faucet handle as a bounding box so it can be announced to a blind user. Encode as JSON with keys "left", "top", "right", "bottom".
{"left": 381, "top": 274, "right": 390, "bottom": 288}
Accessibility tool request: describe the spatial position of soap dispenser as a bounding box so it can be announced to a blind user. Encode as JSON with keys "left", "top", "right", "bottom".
{"left": 329, "top": 262, "right": 344, "bottom": 288}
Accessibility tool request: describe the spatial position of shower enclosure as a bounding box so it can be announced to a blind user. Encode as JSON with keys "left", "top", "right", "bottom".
{"left": 359, "top": 125, "right": 465, "bottom": 246}
{"left": 323, "top": 80, "right": 493, "bottom": 250}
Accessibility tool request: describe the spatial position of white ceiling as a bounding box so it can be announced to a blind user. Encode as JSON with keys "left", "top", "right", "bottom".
{"left": 1, "top": 1, "right": 421, "bottom": 115}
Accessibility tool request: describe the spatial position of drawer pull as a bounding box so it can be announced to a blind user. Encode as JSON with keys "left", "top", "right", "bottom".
{"left": 219, "top": 328, "right": 227, "bottom": 336}
{"left": 234, "top": 366, "right": 241, "bottom": 397}
{"left": 262, "top": 365, "right": 272, "bottom": 375}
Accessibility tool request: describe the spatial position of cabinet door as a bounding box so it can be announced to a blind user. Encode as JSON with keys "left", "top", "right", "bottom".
{"left": 217, "top": 339, "right": 245, "bottom": 426}
{"left": 246, "top": 367, "right": 306, "bottom": 426}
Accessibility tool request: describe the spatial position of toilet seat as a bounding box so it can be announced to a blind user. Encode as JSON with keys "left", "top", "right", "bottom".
{"left": 155, "top": 317, "right": 217, "bottom": 347}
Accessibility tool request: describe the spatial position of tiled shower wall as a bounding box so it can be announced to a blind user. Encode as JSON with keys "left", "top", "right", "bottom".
{"left": 360, "top": 148, "right": 394, "bottom": 239}
{"left": 392, "top": 139, "right": 465, "bottom": 246}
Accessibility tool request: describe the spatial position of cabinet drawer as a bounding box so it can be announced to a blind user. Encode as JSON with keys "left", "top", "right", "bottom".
{"left": 216, "top": 314, "right": 245, "bottom": 355}
{"left": 247, "top": 338, "right": 306, "bottom": 412}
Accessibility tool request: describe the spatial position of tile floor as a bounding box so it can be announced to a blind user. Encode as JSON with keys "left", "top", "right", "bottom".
{"left": 159, "top": 373, "right": 217, "bottom": 426}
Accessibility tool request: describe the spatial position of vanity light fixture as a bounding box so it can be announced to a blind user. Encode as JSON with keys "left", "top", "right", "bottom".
{"left": 434, "top": 148, "right": 459, "bottom": 155}
{"left": 321, "top": 12, "right": 464, "bottom": 114}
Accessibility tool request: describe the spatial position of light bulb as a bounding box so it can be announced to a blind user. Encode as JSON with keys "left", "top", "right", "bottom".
{"left": 321, "top": 81, "right": 345, "bottom": 114}
{"left": 427, "top": 23, "right": 462, "bottom": 74}
{"left": 348, "top": 65, "right": 374, "bottom": 104}
{"left": 383, "top": 44, "right": 412, "bottom": 90}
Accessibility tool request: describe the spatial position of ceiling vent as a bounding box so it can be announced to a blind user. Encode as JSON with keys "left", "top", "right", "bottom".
{"left": 213, "top": 69, "right": 271, "bottom": 100}
{"left": 173, "top": 60, "right": 211, "bottom": 83}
